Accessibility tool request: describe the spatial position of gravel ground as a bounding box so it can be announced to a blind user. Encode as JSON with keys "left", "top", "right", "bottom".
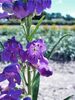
{"left": 38, "top": 61, "right": 75, "bottom": 100}
{"left": 0, "top": 61, "right": 75, "bottom": 100}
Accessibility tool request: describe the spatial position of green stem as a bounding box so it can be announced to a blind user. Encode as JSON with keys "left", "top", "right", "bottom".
{"left": 32, "top": 69, "right": 36, "bottom": 82}
{"left": 27, "top": 66, "right": 31, "bottom": 95}
{"left": 20, "top": 64, "right": 28, "bottom": 94}
{"left": 22, "top": 67, "right": 28, "bottom": 86}
{"left": 0, "top": 41, "right": 4, "bottom": 49}
{"left": 24, "top": 16, "right": 32, "bottom": 95}
{"left": 21, "top": 16, "right": 33, "bottom": 97}
{"left": 25, "top": 16, "right": 32, "bottom": 42}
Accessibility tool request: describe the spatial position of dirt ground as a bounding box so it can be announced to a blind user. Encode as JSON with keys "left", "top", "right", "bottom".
{"left": 38, "top": 61, "right": 75, "bottom": 100}
{"left": 0, "top": 61, "right": 75, "bottom": 100}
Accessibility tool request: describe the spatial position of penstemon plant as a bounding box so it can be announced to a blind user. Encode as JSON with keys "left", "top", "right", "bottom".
{"left": 0, "top": 0, "right": 53, "bottom": 100}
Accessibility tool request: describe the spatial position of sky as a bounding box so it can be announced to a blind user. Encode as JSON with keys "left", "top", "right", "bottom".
{"left": 46, "top": 0, "right": 75, "bottom": 17}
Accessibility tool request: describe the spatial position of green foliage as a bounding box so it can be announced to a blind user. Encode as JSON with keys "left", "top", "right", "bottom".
{"left": 28, "top": 16, "right": 45, "bottom": 41}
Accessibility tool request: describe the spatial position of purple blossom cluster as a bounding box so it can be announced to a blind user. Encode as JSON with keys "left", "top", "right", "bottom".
{"left": 0, "top": 0, "right": 51, "bottom": 19}
{"left": 1, "top": 37, "right": 25, "bottom": 63}
{"left": 0, "top": 63, "right": 31, "bottom": 99}
{"left": 0, "top": 37, "right": 53, "bottom": 99}
{"left": 1, "top": 37, "right": 53, "bottom": 76}
{"left": 0, "top": 63, "right": 22, "bottom": 99}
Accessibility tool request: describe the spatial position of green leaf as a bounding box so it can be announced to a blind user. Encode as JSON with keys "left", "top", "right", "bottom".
{"left": 32, "top": 72, "right": 40, "bottom": 100}
{"left": 64, "top": 95, "right": 74, "bottom": 100}
{"left": 28, "top": 16, "right": 45, "bottom": 41}
{"left": 48, "top": 34, "right": 72, "bottom": 59}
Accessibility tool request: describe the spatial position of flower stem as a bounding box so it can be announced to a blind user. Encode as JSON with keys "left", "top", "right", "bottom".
{"left": 27, "top": 66, "right": 31, "bottom": 95}
{"left": 22, "top": 16, "right": 32, "bottom": 96}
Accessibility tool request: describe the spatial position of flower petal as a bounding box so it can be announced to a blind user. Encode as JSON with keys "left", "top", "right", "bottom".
{"left": 0, "top": 0, "right": 12, "bottom": 3}
{"left": 2, "top": 2, "right": 13, "bottom": 13}
{"left": 38, "top": 60, "right": 53, "bottom": 77}
{"left": 0, "top": 12, "right": 9, "bottom": 19}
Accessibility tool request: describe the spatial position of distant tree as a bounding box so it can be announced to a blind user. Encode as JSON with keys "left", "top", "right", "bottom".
{"left": 65, "top": 14, "right": 74, "bottom": 21}
{"left": 56, "top": 13, "right": 62, "bottom": 18}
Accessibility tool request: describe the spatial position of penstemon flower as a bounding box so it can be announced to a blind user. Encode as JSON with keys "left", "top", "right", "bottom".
{"left": 25, "top": 39, "right": 53, "bottom": 76}
{"left": 1, "top": 37, "right": 25, "bottom": 63}
{"left": 0, "top": 63, "right": 22, "bottom": 99}
{"left": 0, "top": 63, "right": 21, "bottom": 88}
{"left": 1, "top": 37, "right": 53, "bottom": 77}
{"left": 26, "top": 39, "right": 46, "bottom": 64}
{"left": 35, "top": 57, "right": 53, "bottom": 77}
{"left": 0, "top": 0, "right": 51, "bottom": 19}
{"left": 0, "top": 88, "right": 22, "bottom": 100}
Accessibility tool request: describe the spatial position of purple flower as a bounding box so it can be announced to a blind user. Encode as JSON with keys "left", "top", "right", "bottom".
{"left": 0, "top": 0, "right": 35, "bottom": 19}
{"left": 26, "top": 39, "right": 46, "bottom": 64}
{"left": 0, "top": 88, "right": 22, "bottom": 100}
{"left": 2, "top": 49, "right": 18, "bottom": 63}
{"left": 0, "top": 0, "right": 12, "bottom": 3}
{"left": 4, "top": 37, "right": 23, "bottom": 53}
{"left": 37, "top": 57, "right": 53, "bottom": 77}
{"left": 13, "top": 0, "right": 35, "bottom": 19}
{"left": 0, "top": 63, "right": 21, "bottom": 88}
{"left": 0, "top": 0, "right": 51, "bottom": 19}
{"left": 1, "top": 37, "right": 25, "bottom": 63}
{"left": 2, "top": 2, "right": 13, "bottom": 13}
{"left": 0, "top": 12, "right": 9, "bottom": 19}
{"left": 26, "top": 39, "right": 53, "bottom": 77}
{"left": 35, "top": 0, "right": 51, "bottom": 14}
{"left": 19, "top": 50, "right": 27, "bottom": 62}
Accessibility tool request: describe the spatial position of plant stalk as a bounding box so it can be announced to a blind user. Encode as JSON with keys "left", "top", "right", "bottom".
{"left": 27, "top": 66, "right": 32, "bottom": 95}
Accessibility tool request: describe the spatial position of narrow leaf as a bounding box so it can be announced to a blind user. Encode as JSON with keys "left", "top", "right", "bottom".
{"left": 0, "top": 41, "right": 4, "bottom": 51}
{"left": 49, "top": 34, "right": 72, "bottom": 59}
{"left": 64, "top": 95, "right": 74, "bottom": 100}
{"left": 28, "top": 16, "right": 45, "bottom": 41}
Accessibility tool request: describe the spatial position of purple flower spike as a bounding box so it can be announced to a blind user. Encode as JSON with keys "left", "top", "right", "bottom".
{"left": 0, "top": 64, "right": 21, "bottom": 88}
{"left": 0, "top": 0, "right": 51, "bottom": 19}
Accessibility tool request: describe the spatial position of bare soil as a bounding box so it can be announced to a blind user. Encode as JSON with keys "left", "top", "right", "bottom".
{"left": 0, "top": 61, "right": 75, "bottom": 100}
{"left": 38, "top": 61, "right": 75, "bottom": 100}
